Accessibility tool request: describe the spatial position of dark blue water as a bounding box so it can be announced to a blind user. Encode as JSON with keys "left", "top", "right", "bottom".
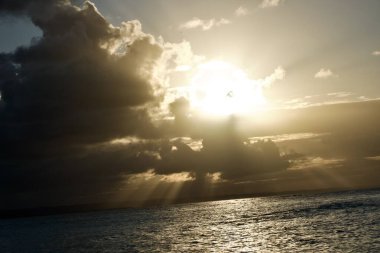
{"left": 1, "top": 190, "right": 379, "bottom": 252}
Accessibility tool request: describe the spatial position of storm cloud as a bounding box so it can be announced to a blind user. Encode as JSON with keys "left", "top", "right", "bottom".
{"left": 0, "top": 0, "right": 168, "bottom": 206}
{"left": 1, "top": 3, "right": 161, "bottom": 146}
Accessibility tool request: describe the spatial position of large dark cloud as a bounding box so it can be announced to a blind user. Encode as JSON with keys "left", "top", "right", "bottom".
{"left": 156, "top": 117, "right": 288, "bottom": 181}
{"left": 0, "top": 1, "right": 163, "bottom": 143}
{"left": 0, "top": 0, "right": 54, "bottom": 15}
{"left": 0, "top": 0, "right": 167, "bottom": 207}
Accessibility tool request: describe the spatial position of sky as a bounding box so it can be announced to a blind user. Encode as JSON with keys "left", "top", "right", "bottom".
{"left": 0, "top": 0, "right": 380, "bottom": 209}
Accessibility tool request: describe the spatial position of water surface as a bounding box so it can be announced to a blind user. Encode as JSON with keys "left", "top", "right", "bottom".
{"left": 1, "top": 190, "right": 379, "bottom": 252}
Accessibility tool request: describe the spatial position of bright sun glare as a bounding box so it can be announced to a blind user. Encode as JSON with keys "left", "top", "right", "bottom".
{"left": 189, "top": 61, "right": 267, "bottom": 116}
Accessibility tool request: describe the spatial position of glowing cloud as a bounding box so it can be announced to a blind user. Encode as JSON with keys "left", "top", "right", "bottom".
{"left": 262, "top": 66, "right": 286, "bottom": 87}
{"left": 315, "top": 68, "right": 337, "bottom": 79}
{"left": 235, "top": 6, "right": 249, "bottom": 17}
{"left": 327, "top": 92, "right": 352, "bottom": 98}
{"left": 260, "top": 0, "right": 284, "bottom": 8}
{"left": 290, "top": 156, "right": 345, "bottom": 170}
{"left": 179, "top": 17, "right": 231, "bottom": 31}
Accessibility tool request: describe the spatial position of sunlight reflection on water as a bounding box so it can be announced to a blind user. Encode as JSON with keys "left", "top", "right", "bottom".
{"left": 1, "top": 190, "right": 379, "bottom": 252}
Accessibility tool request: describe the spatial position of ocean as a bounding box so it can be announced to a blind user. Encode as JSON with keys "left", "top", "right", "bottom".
{"left": 1, "top": 189, "right": 379, "bottom": 252}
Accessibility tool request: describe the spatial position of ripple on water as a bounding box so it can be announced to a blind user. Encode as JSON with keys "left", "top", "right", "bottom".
{"left": 0, "top": 190, "right": 379, "bottom": 252}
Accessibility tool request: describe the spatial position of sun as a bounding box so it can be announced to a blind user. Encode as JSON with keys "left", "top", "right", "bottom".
{"left": 188, "top": 60, "right": 267, "bottom": 116}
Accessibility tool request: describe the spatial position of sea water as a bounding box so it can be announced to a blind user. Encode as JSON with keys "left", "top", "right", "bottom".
{"left": 1, "top": 189, "right": 379, "bottom": 252}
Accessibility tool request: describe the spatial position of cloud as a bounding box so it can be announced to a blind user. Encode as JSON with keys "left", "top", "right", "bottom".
{"left": 0, "top": 0, "right": 54, "bottom": 15}
{"left": 249, "top": 132, "right": 329, "bottom": 143}
{"left": 276, "top": 92, "right": 377, "bottom": 109}
{"left": 260, "top": 0, "right": 284, "bottom": 8}
{"left": 314, "top": 68, "right": 337, "bottom": 79}
{"left": 0, "top": 2, "right": 166, "bottom": 143}
{"left": 372, "top": 51, "right": 380, "bottom": 56}
{"left": 0, "top": 1, "right": 184, "bottom": 205}
{"left": 179, "top": 17, "right": 231, "bottom": 31}
{"left": 128, "top": 169, "right": 194, "bottom": 184}
{"left": 235, "top": 6, "right": 249, "bottom": 17}
{"left": 262, "top": 66, "right": 286, "bottom": 87}
{"left": 289, "top": 156, "right": 345, "bottom": 170}
{"left": 366, "top": 156, "right": 380, "bottom": 161}
{"left": 327, "top": 92, "right": 352, "bottom": 98}
{"left": 154, "top": 131, "right": 288, "bottom": 181}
